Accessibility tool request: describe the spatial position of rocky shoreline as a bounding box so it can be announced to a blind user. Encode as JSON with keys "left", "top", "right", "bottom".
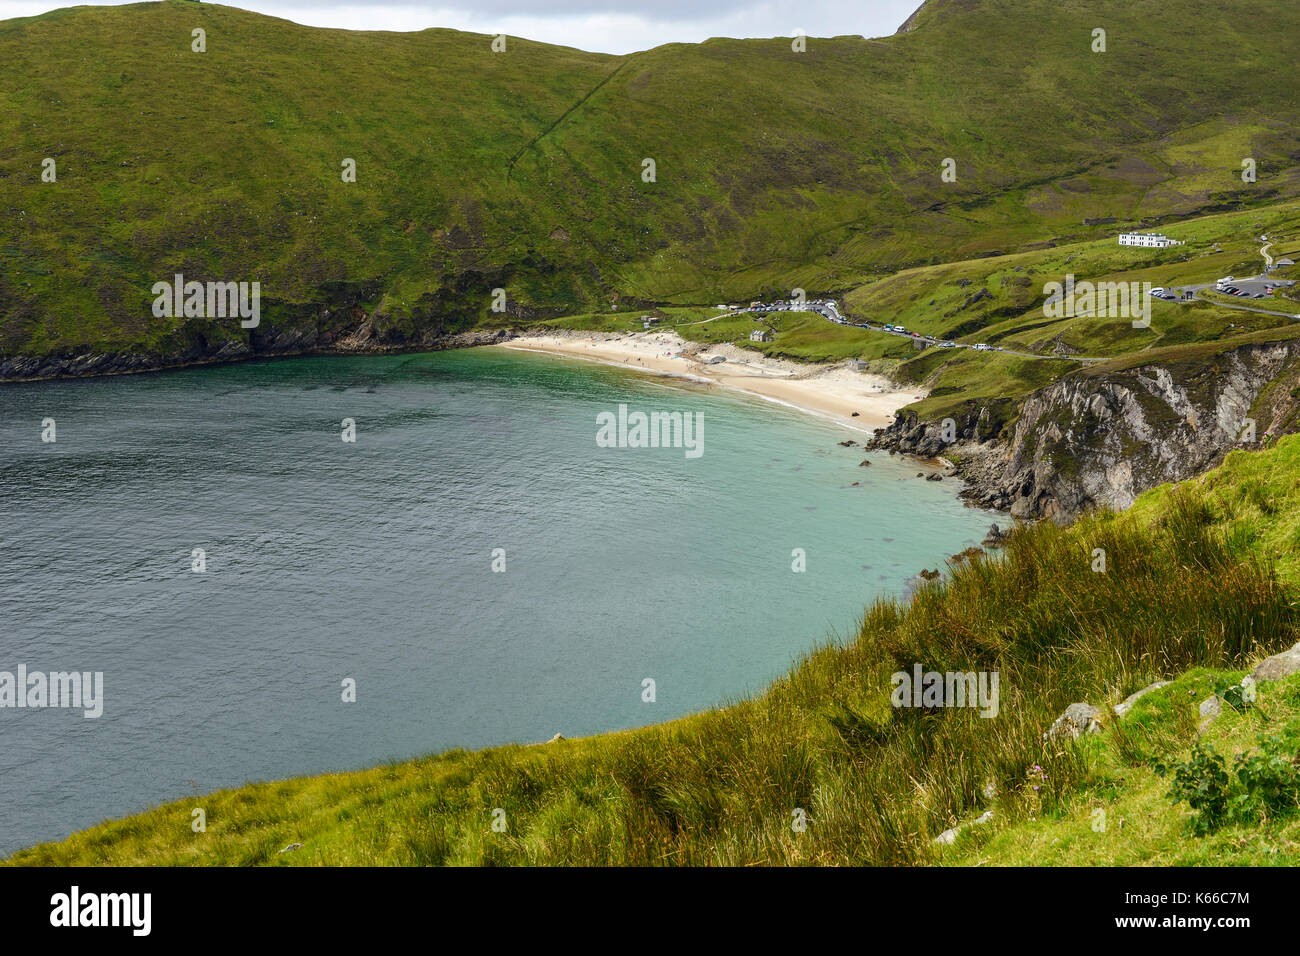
{"left": 0, "top": 326, "right": 524, "bottom": 382}
{"left": 868, "top": 339, "right": 1300, "bottom": 521}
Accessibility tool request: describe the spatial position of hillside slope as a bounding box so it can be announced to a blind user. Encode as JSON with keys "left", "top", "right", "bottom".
{"left": 2, "top": 0, "right": 1299, "bottom": 375}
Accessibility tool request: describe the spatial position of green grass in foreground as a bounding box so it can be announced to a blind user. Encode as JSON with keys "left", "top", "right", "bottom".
{"left": 11, "top": 435, "right": 1300, "bottom": 866}
{"left": 938, "top": 669, "right": 1300, "bottom": 865}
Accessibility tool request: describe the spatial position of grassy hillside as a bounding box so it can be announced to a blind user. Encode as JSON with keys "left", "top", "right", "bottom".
{"left": 549, "top": 201, "right": 1300, "bottom": 429}
{"left": 11, "top": 434, "right": 1300, "bottom": 866}
{"left": 938, "top": 666, "right": 1300, "bottom": 865}
{"left": 2, "top": 0, "right": 1300, "bottom": 365}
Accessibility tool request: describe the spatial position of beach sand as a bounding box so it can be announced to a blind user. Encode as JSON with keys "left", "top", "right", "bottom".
{"left": 497, "top": 329, "right": 925, "bottom": 435}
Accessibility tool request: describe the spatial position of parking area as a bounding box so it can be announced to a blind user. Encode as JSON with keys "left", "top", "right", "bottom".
{"left": 1167, "top": 273, "right": 1298, "bottom": 310}
{"left": 1213, "top": 276, "right": 1287, "bottom": 298}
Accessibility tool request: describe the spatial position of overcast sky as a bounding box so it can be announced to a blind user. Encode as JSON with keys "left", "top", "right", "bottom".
{"left": 0, "top": 0, "right": 925, "bottom": 53}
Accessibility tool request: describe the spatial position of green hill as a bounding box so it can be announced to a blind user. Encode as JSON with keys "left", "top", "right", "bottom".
{"left": 2, "top": 0, "right": 1299, "bottom": 370}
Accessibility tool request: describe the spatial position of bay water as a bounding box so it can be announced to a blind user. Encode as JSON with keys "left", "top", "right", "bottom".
{"left": 0, "top": 347, "right": 995, "bottom": 854}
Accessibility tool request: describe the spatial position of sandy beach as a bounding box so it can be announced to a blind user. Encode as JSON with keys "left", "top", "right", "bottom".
{"left": 498, "top": 329, "right": 925, "bottom": 435}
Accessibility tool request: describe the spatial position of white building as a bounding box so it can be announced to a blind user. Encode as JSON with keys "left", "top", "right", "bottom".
{"left": 1118, "top": 232, "right": 1179, "bottom": 248}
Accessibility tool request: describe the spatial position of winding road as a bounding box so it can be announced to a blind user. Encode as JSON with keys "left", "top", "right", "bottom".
{"left": 741, "top": 300, "right": 1103, "bottom": 362}
{"left": 710, "top": 258, "right": 1299, "bottom": 367}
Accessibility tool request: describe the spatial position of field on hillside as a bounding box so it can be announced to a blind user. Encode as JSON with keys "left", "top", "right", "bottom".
{"left": 545, "top": 202, "right": 1300, "bottom": 428}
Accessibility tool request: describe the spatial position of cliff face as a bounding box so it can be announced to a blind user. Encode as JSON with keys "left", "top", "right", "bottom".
{"left": 872, "top": 341, "right": 1300, "bottom": 520}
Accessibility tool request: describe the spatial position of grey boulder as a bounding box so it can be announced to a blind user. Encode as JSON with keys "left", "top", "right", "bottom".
{"left": 1046, "top": 703, "right": 1103, "bottom": 742}
{"left": 1113, "top": 681, "right": 1171, "bottom": 718}
{"left": 1251, "top": 641, "right": 1300, "bottom": 683}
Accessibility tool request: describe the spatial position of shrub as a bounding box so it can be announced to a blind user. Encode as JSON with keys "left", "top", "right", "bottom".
{"left": 1233, "top": 734, "right": 1300, "bottom": 823}
{"left": 1156, "top": 732, "right": 1300, "bottom": 834}
{"left": 1156, "top": 741, "right": 1232, "bottom": 835}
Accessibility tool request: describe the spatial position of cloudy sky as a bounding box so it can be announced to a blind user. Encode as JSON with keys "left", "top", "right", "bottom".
{"left": 0, "top": 0, "right": 925, "bottom": 53}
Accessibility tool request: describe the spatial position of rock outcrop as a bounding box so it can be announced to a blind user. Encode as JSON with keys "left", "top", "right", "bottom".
{"left": 870, "top": 340, "right": 1300, "bottom": 520}
{"left": 1197, "top": 695, "right": 1223, "bottom": 733}
{"left": 1046, "top": 702, "right": 1103, "bottom": 742}
{"left": 981, "top": 523, "right": 1009, "bottom": 547}
{"left": 1113, "top": 680, "right": 1170, "bottom": 718}
{"left": 933, "top": 809, "right": 993, "bottom": 845}
{"left": 1251, "top": 641, "right": 1300, "bottom": 683}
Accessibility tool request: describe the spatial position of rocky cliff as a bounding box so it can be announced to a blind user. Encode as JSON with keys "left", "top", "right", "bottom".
{"left": 871, "top": 340, "right": 1300, "bottom": 520}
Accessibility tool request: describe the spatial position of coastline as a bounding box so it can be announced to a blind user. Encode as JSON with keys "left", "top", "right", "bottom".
{"left": 498, "top": 329, "right": 925, "bottom": 436}
{"left": 0, "top": 328, "right": 519, "bottom": 383}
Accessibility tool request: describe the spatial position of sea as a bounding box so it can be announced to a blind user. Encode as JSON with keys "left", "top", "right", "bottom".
{"left": 0, "top": 347, "right": 996, "bottom": 854}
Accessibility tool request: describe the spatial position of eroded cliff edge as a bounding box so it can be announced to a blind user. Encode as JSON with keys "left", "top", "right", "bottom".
{"left": 870, "top": 339, "right": 1300, "bottom": 520}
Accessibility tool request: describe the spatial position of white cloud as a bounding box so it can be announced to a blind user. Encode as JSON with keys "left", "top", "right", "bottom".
{"left": 0, "top": 0, "right": 924, "bottom": 54}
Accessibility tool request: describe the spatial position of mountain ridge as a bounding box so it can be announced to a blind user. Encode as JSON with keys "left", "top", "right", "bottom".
{"left": 2, "top": 0, "right": 1298, "bottom": 374}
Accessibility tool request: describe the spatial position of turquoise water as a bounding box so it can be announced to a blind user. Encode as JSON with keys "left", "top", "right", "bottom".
{"left": 0, "top": 347, "right": 994, "bottom": 854}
